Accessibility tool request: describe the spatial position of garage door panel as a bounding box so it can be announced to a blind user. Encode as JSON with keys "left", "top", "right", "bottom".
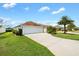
{"left": 23, "top": 26, "right": 44, "bottom": 34}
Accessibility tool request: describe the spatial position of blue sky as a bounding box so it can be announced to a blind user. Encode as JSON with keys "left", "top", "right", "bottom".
{"left": 0, "top": 3, "right": 79, "bottom": 27}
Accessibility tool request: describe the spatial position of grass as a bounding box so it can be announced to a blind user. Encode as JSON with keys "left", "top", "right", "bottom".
{"left": 53, "top": 32, "right": 79, "bottom": 40}
{"left": 0, "top": 32, "right": 54, "bottom": 56}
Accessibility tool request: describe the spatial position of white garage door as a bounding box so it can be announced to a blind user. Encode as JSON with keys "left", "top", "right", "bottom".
{"left": 23, "top": 26, "right": 44, "bottom": 34}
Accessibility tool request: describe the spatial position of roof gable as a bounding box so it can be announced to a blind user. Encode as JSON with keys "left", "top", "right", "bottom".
{"left": 14, "top": 21, "right": 47, "bottom": 28}
{"left": 22, "top": 21, "right": 42, "bottom": 26}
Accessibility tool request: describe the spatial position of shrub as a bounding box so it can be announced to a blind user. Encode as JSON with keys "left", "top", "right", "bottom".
{"left": 12, "top": 29, "right": 18, "bottom": 34}
{"left": 18, "top": 28, "right": 22, "bottom": 36}
{"left": 47, "top": 26, "right": 56, "bottom": 34}
{"left": 12, "top": 29, "right": 23, "bottom": 36}
{"left": 16, "top": 31, "right": 20, "bottom": 35}
{"left": 6, "top": 28, "right": 12, "bottom": 32}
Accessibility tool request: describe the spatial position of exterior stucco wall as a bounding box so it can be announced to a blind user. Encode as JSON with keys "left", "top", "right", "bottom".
{"left": 0, "top": 27, "right": 5, "bottom": 33}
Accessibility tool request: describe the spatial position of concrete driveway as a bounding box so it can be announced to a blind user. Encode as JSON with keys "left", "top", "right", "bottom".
{"left": 25, "top": 33, "right": 79, "bottom": 56}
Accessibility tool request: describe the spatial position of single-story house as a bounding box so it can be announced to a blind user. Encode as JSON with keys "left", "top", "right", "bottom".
{"left": 0, "top": 25, "right": 5, "bottom": 33}
{"left": 14, "top": 21, "right": 47, "bottom": 35}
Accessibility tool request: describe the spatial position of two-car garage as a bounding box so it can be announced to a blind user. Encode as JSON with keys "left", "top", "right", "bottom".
{"left": 20, "top": 21, "right": 47, "bottom": 35}
{"left": 22, "top": 26, "right": 45, "bottom": 34}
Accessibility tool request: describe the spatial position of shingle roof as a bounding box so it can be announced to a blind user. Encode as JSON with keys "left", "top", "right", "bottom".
{"left": 14, "top": 21, "right": 47, "bottom": 28}
{"left": 22, "top": 21, "right": 44, "bottom": 26}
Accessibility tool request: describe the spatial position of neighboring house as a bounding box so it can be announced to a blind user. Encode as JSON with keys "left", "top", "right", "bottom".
{"left": 14, "top": 21, "right": 47, "bottom": 35}
{"left": 0, "top": 25, "right": 5, "bottom": 33}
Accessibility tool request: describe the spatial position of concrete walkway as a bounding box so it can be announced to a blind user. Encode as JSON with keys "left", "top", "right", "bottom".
{"left": 25, "top": 33, "right": 79, "bottom": 56}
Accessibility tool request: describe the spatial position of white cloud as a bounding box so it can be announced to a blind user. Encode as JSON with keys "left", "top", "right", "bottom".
{"left": 0, "top": 17, "right": 10, "bottom": 23}
{"left": 52, "top": 7, "right": 65, "bottom": 14}
{"left": 25, "top": 7, "right": 29, "bottom": 11}
{"left": 0, "top": 17, "right": 25, "bottom": 27}
{"left": 0, "top": 17, "right": 16, "bottom": 26}
{"left": 0, "top": 17, "right": 12, "bottom": 27}
{"left": 39, "top": 6, "right": 50, "bottom": 12}
{"left": 2, "top": 3, "right": 16, "bottom": 9}
{"left": 11, "top": 21, "right": 16, "bottom": 25}
{"left": 44, "top": 22, "right": 57, "bottom": 26}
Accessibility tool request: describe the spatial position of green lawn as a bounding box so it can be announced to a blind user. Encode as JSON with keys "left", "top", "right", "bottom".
{"left": 0, "top": 32, "right": 54, "bottom": 56}
{"left": 53, "top": 33, "right": 79, "bottom": 40}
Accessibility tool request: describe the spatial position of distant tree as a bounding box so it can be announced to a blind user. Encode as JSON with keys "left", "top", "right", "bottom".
{"left": 55, "top": 25, "right": 62, "bottom": 31}
{"left": 0, "top": 25, "right": 2, "bottom": 27}
{"left": 74, "top": 27, "right": 79, "bottom": 31}
{"left": 67, "top": 23, "right": 76, "bottom": 31}
{"left": 58, "top": 16, "right": 74, "bottom": 34}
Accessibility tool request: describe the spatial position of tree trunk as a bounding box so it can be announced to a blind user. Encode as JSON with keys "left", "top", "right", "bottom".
{"left": 64, "top": 24, "right": 66, "bottom": 34}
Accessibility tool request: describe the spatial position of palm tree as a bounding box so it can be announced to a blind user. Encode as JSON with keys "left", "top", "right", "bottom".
{"left": 58, "top": 16, "right": 74, "bottom": 34}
